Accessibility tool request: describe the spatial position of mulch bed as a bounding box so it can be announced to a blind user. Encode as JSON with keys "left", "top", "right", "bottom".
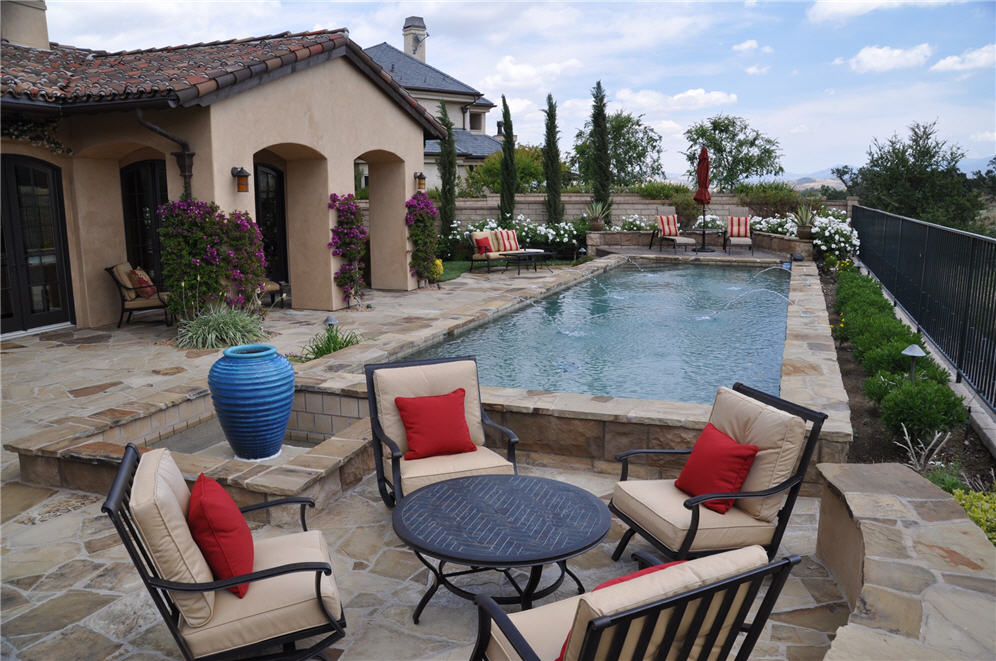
{"left": 821, "top": 273, "right": 996, "bottom": 483}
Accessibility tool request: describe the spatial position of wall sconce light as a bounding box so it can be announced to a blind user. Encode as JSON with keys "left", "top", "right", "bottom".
{"left": 901, "top": 344, "right": 927, "bottom": 382}
{"left": 231, "top": 167, "right": 251, "bottom": 193}
{"left": 414, "top": 171, "right": 426, "bottom": 191}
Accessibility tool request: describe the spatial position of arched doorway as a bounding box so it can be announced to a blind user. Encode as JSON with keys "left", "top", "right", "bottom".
{"left": 254, "top": 163, "right": 288, "bottom": 283}
{"left": 357, "top": 149, "right": 414, "bottom": 292}
{"left": 1, "top": 155, "right": 73, "bottom": 333}
{"left": 120, "top": 159, "right": 168, "bottom": 280}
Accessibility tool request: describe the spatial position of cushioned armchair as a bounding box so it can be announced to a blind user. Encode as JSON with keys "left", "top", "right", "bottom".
{"left": 106, "top": 262, "right": 171, "bottom": 327}
{"left": 725, "top": 216, "right": 753, "bottom": 254}
{"left": 610, "top": 383, "right": 827, "bottom": 562}
{"left": 471, "top": 545, "right": 800, "bottom": 661}
{"left": 650, "top": 214, "right": 696, "bottom": 253}
{"left": 102, "top": 444, "right": 345, "bottom": 660}
{"left": 365, "top": 355, "right": 519, "bottom": 507}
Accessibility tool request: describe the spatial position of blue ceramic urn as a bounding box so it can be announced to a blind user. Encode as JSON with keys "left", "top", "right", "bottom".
{"left": 208, "top": 344, "right": 294, "bottom": 460}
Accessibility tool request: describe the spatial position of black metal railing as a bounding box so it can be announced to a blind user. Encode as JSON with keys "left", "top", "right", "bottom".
{"left": 851, "top": 205, "right": 996, "bottom": 413}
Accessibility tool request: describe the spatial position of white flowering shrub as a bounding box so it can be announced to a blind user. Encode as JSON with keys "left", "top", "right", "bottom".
{"left": 812, "top": 213, "right": 860, "bottom": 260}
{"left": 618, "top": 214, "right": 656, "bottom": 231}
{"left": 693, "top": 214, "right": 726, "bottom": 229}
{"left": 447, "top": 214, "right": 585, "bottom": 258}
{"left": 754, "top": 215, "right": 799, "bottom": 237}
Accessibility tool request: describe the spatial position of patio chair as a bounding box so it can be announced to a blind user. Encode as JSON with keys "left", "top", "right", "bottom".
{"left": 466, "top": 229, "right": 544, "bottom": 272}
{"left": 725, "top": 216, "right": 753, "bottom": 254}
{"left": 365, "top": 355, "right": 519, "bottom": 507}
{"left": 102, "top": 444, "right": 345, "bottom": 660}
{"left": 106, "top": 262, "right": 171, "bottom": 327}
{"left": 650, "top": 214, "right": 696, "bottom": 253}
{"left": 471, "top": 545, "right": 800, "bottom": 661}
{"left": 610, "top": 383, "right": 827, "bottom": 562}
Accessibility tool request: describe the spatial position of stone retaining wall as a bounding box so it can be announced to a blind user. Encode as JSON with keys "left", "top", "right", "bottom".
{"left": 816, "top": 463, "right": 995, "bottom": 660}
{"left": 588, "top": 229, "right": 814, "bottom": 258}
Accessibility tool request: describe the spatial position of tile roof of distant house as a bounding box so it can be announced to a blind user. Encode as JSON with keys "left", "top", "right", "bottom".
{"left": 364, "top": 42, "right": 481, "bottom": 97}
{"left": 424, "top": 129, "right": 502, "bottom": 158}
{"left": 0, "top": 29, "right": 444, "bottom": 137}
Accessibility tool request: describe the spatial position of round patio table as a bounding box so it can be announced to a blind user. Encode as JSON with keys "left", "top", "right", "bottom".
{"left": 392, "top": 474, "right": 611, "bottom": 623}
{"left": 691, "top": 227, "right": 724, "bottom": 252}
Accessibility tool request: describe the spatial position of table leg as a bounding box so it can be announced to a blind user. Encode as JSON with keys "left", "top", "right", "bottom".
{"left": 411, "top": 551, "right": 442, "bottom": 624}
{"left": 520, "top": 564, "right": 544, "bottom": 610}
{"left": 563, "top": 561, "right": 585, "bottom": 595}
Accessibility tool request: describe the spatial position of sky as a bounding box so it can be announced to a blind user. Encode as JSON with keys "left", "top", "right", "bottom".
{"left": 45, "top": 0, "right": 996, "bottom": 180}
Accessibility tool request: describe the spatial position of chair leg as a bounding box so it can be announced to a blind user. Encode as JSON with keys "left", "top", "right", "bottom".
{"left": 117, "top": 309, "right": 125, "bottom": 328}
{"left": 611, "top": 528, "right": 636, "bottom": 561}
{"left": 376, "top": 476, "right": 396, "bottom": 508}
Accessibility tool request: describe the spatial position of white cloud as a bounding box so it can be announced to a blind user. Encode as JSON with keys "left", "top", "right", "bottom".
{"left": 481, "top": 55, "right": 582, "bottom": 91}
{"left": 970, "top": 131, "right": 996, "bottom": 143}
{"left": 651, "top": 119, "right": 684, "bottom": 138}
{"left": 832, "top": 57, "right": 845, "bottom": 65}
{"left": 789, "top": 124, "right": 809, "bottom": 134}
{"left": 931, "top": 43, "right": 996, "bottom": 71}
{"left": 746, "top": 65, "right": 770, "bottom": 75}
{"left": 848, "top": 43, "right": 933, "bottom": 72}
{"left": 733, "top": 39, "right": 758, "bottom": 52}
{"left": 807, "top": 1, "right": 955, "bottom": 25}
{"left": 761, "top": 45, "right": 774, "bottom": 54}
{"left": 744, "top": 0, "right": 758, "bottom": 7}
{"left": 615, "top": 88, "right": 737, "bottom": 112}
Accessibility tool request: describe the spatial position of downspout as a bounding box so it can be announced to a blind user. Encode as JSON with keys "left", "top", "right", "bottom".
{"left": 136, "top": 109, "right": 195, "bottom": 199}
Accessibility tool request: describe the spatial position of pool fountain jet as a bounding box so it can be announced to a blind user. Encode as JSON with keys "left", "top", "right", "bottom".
{"left": 746, "top": 264, "right": 792, "bottom": 283}
{"left": 721, "top": 288, "right": 793, "bottom": 310}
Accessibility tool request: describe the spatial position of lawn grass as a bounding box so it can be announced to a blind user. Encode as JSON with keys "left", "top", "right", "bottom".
{"left": 438, "top": 257, "right": 592, "bottom": 282}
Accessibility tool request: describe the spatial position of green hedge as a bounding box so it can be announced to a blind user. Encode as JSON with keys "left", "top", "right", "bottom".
{"left": 836, "top": 271, "right": 966, "bottom": 439}
{"left": 953, "top": 489, "right": 996, "bottom": 545}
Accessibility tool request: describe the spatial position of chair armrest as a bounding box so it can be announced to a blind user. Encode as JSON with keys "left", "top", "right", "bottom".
{"left": 615, "top": 448, "right": 691, "bottom": 481}
{"left": 483, "top": 414, "right": 519, "bottom": 469}
{"left": 682, "top": 475, "right": 803, "bottom": 509}
{"left": 147, "top": 561, "right": 331, "bottom": 592}
{"left": 374, "top": 430, "right": 403, "bottom": 459}
{"left": 472, "top": 594, "right": 541, "bottom": 661}
{"left": 240, "top": 497, "right": 316, "bottom": 532}
{"left": 631, "top": 550, "right": 668, "bottom": 569}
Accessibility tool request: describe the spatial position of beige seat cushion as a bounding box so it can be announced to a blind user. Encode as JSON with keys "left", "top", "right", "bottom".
{"left": 564, "top": 546, "right": 769, "bottom": 661}
{"left": 662, "top": 235, "right": 697, "bottom": 246}
{"left": 263, "top": 279, "right": 281, "bottom": 293}
{"left": 181, "top": 530, "right": 342, "bottom": 658}
{"left": 709, "top": 387, "right": 807, "bottom": 521}
{"left": 727, "top": 236, "right": 752, "bottom": 246}
{"left": 112, "top": 262, "right": 137, "bottom": 300}
{"left": 123, "top": 292, "right": 168, "bottom": 309}
{"left": 612, "top": 479, "right": 776, "bottom": 552}
{"left": 129, "top": 448, "right": 215, "bottom": 627}
{"left": 392, "top": 445, "right": 514, "bottom": 493}
{"left": 372, "top": 359, "right": 485, "bottom": 454}
{"left": 487, "top": 593, "right": 582, "bottom": 661}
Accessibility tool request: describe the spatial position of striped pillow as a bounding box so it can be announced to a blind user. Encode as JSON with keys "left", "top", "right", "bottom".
{"left": 728, "top": 216, "right": 751, "bottom": 237}
{"left": 496, "top": 229, "right": 519, "bottom": 252}
{"left": 656, "top": 215, "right": 680, "bottom": 237}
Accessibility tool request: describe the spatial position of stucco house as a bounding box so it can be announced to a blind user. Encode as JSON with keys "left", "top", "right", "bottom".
{"left": 0, "top": 1, "right": 444, "bottom": 334}
{"left": 364, "top": 16, "right": 502, "bottom": 190}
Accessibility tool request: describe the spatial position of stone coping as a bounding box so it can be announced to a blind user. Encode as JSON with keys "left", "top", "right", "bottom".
{"left": 816, "top": 463, "right": 995, "bottom": 660}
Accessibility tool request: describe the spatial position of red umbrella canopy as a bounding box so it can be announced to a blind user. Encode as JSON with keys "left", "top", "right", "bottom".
{"left": 693, "top": 146, "right": 711, "bottom": 205}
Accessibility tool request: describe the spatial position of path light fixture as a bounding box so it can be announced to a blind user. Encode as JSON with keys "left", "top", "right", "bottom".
{"left": 324, "top": 315, "right": 338, "bottom": 327}
{"left": 902, "top": 344, "right": 927, "bottom": 382}
{"left": 414, "top": 171, "right": 426, "bottom": 191}
{"left": 231, "top": 167, "right": 251, "bottom": 193}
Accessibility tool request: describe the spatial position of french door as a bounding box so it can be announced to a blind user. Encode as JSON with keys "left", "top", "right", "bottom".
{"left": 254, "top": 164, "right": 289, "bottom": 283}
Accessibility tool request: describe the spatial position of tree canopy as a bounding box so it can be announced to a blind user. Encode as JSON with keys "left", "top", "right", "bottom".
{"left": 683, "top": 114, "right": 783, "bottom": 192}
{"left": 499, "top": 96, "right": 517, "bottom": 221}
{"left": 543, "top": 93, "right": 565, "bottom": 224}
{"left": 833, "top": 120, "right": 984, "bottom": 229}
{"left": 572, "top": 110, "right": 666, "bottom": 188}
{"left": 436, "top": 102, "right": 457, "bottom": 238}
{"left": 588, "top": 81, "right": 612, "bottom": 209}
{"left": 462, "top": 145, "right": 545, "bottom": 196}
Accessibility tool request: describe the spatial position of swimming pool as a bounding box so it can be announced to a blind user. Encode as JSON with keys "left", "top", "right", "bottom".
{"left": 409, "top": 263, "right": 791, "bottom": 403}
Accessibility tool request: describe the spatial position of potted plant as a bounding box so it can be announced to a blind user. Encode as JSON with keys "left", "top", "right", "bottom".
{"left": 586, "top": 200, "right": 612, "bottom": 231}
{"left": 795, "top": 204, "right": 814, "bottom": 240}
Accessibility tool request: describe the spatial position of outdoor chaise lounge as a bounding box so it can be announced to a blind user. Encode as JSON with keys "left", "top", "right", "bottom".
{"left": 610, "top": 383, "right": 827, "bottom": 561}
{"left": 102, "top": 444, "right": 346, "bottom": 660}
{"left": 725, "top": 216, "right": 753, "bottom": 254}
{"left": 467, "top": 229, "right": 545, "bottom": 272}
{"left": 650, "top": 214, "right": 696, "bottom": 253}
{"left": 106, "top": 262, "right": 171, "bottom": 327}
{"left": 364, "top": 355, "right": 519, "bottom": 507}
{"left": 471, "top": 545, "right": 799, "bottom": 661}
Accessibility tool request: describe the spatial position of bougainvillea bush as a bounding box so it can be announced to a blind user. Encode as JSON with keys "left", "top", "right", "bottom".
{"left": 158, "top": 200, "right": 267, "bottom": 320}
{"left": 328, "top": 193, "right": 368, "bottom": 307}
{"left": 405, "top": 192, "right": 439, "bottom": 282}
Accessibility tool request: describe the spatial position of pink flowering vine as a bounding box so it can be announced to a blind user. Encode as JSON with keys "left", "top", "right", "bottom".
{"left": 328, "top": 193, "right": 368, "bottom": 307}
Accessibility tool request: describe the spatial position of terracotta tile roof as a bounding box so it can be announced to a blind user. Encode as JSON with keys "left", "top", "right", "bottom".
{"left": 0, "top": 29, "right": 444, "bottom": 137}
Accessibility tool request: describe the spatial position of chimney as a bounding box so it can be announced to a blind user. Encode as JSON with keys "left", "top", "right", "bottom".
{"left": 402, "top": 16, "right": 427, "bottom": 62}
{"left": 1, "top": 0, "right": 50, "bottom": 50}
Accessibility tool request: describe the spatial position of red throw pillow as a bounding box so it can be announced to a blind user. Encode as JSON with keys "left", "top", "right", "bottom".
{"left": 128, "top": 267, "right": 157, "bottom": 298}
{"left": 187, "top": 474, "right": 254, "bottom": 598}
{"left": 395, "top": 388, "right": 477, "bottom": 460}
{"left": 474, "top": 237, "right": 493, "bottom": 254}
{"left": 556, "top": 561, "right": 687, "bottom": 660}
{"left": 675, "top": 423, "right": 758, "bottom": 514}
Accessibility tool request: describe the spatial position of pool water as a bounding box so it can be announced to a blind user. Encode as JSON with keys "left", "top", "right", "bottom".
{"left": 409, "top": 263, "right": 791, "bottom": 403}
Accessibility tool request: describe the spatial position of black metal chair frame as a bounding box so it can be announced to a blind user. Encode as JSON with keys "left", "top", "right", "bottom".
{"left": 105, "top": 266, "right": 172, "bottom": 328}
{"left": 724, "top": 224, "right": 754, "bottom": 255}
{"left": 364, "top": 355, "right": 519, "bottom": 508}
{"left": 471, "top": 550, "right": 800, "bottom": 661}
{"left": 610, "top": 382, "right": 827, "bottom": 562}
{"left": 102, "top": 444, "right": 346, "bottom": 661}
{"left": 648, "top": 228, "right": 692, "bottom": 253}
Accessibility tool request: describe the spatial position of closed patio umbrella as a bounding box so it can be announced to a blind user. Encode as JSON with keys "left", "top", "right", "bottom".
{"left": 693, "top": 146, "right": 711, "bottom": 225}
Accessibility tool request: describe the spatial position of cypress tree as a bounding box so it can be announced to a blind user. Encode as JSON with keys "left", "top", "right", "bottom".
{"left": 590, "top": 81, "right": 612, "bottom": 213}
{"left": 436, "top": 102, "right": 457, "bottom": 238}
{"left": 499, "top": 95, "right": 517, "bottom": 222}
{"left": 542, "top": 93, "right": 564, "bottom": 224}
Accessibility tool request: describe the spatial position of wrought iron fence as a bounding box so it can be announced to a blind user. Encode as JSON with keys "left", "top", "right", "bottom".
{"left": 851, "top": 206, "right": 996, "bottom": 413}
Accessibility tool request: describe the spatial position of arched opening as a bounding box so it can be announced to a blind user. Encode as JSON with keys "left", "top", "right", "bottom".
{"left": 120, "top": 158, "right": 168, "bottom": 281}
{"left": 357, "top": 149, "right": 414, "bottom": 292}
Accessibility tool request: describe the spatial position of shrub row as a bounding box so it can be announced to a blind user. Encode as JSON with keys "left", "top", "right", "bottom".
{"left": 835, "top": 271, "right": 967, "bottom": 440}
